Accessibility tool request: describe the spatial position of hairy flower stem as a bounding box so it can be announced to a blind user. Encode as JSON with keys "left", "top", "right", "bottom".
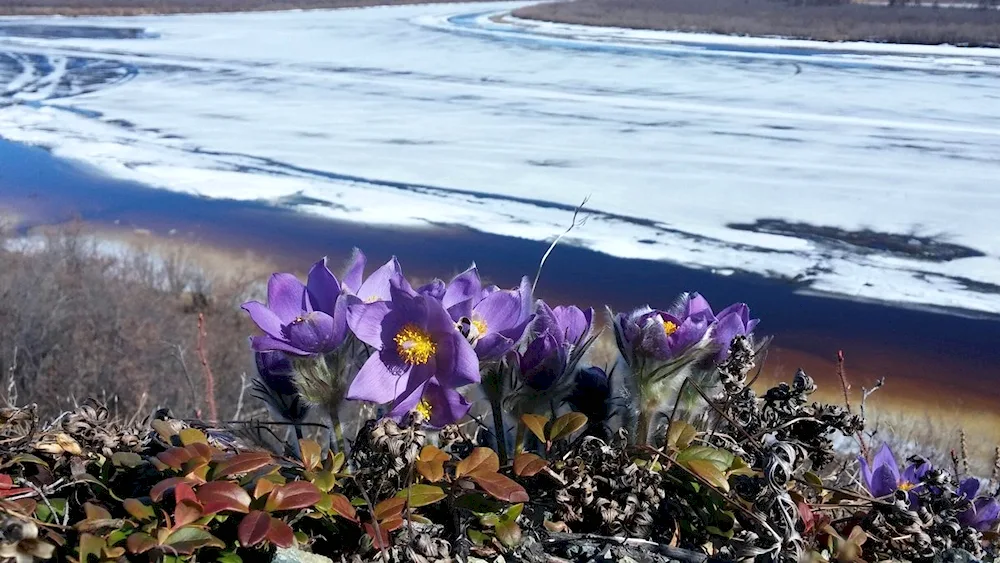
{"left": 492, "top": 402, "right": 509, "bottom": 465}
{"left": 331, "top": 413, "right": 347, "bottom": 454}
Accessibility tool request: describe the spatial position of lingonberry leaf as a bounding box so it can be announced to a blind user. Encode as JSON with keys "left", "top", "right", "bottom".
{"left": 513, "top": 453, "right": 548, "bottom": 478}
{"left": 455, "top": 448, "right": 499, "bottom": 479}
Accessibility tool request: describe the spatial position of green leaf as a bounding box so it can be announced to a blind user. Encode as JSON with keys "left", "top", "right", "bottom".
{"left": 501, "top": 503, "right": 524, "bottom": 524}
{"left": 706, "top": 525, "right": 734, "bottom": 539}
{"left": 495, "top": 520, "right": 522, "bottom": 548}
{"left": 467, "top": 529, "right": 489, "bottom": 546}
{"left": 35, "top": 498, "right": 67, "bottom": 522}
{"left": 123, "top": 498, "right": 156, "bottom": 522}
{"left": 666, "top": 420, "right": 698, "bottom": 450}
{"left": 520, "top": 414, "right": 548, "bottom": 444}
{"left": 396, "top": 484, "right": 446, "bottom": 508}
{"left": 676, "top": 445, "right": 735, "bottom": 472}
{"left": 79, "top": 533, "right": 107, "bottom": 562}
{"left": 728, "top": 456, "right": 755, "bottom": 477}
{"left": 179, "top": 428, "right": 209, "bottom": 446}
{"left": 165, "top": 526, "right": 225, "bottom": 554}
{"left": 804, "top": 471, "right": 824, "bottom": 488}
{"left": 217, "top": 551, "right": 243, "bottom": 563}
{"left": 111, "top": 452, "right": 144, "bottom": 468}
{"left": 454, "top": 493, "right": 504, "bottom": 514}
{"left": 686, "top": 459, "right": 730, "bottom": 492}
{"left": 548, "top": 412, "right": 588, "bottom": 442}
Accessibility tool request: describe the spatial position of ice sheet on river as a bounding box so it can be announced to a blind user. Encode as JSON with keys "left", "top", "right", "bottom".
{"left": 1, "top": 2, "right": 999, "bottom": 316}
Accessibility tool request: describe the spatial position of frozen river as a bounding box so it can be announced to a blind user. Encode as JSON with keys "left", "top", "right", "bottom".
{"left": 1, "top": 2, "right": 1000, "bottom": 316}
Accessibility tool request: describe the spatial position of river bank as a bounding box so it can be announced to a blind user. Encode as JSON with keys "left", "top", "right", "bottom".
{"left": 513, "top": 0, "right": 1000, "bottom": 47}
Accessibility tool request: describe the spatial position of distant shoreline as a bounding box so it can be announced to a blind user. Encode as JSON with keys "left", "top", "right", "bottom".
{"left": 513, "top": 0, "right": 1000, "bottom": 48}
{"left": 0, "top": 0, "right": 494, "bottom": 17}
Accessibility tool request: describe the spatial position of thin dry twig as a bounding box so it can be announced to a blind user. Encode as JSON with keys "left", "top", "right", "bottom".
{"left": 196, "top": 313, "right": 219, "bottom": 422}
{"left": 532, "top": 195, "right": 591, "bottom": 295}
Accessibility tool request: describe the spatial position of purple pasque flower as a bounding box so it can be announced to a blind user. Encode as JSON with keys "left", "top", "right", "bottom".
{"left": 712, "top": 302, "right": 759, "bottom": 361}
{"left": 346, "top": 279, "right": 479, "bottom": 427}
{"left": 614, "top": 295, "right": 714, "bottom": 368}
{"left": 341, "top": 249, "right": 410, "bottom": 303}
{"left": 242, "top": 258, "right": 349, "bottom": 356}
{"left": 250, "top": 348, "right": 310, "bottom": 424}
{"left": 958, "top": 478, "right": 1000, "bottom": 532}
{"left": 859, "top": 444, "right": 929, "bottom": 507}
{"left": 447, "top": 271, "right": 534, "bottom": 361}
{"left": 517, "top": 301, "right": 594, "bottom": 390}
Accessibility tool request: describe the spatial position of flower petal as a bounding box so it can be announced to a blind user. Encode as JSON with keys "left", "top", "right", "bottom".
{"left": 443, "top": 265, "right": 482, "bottom": 309}
{"left": 960, "top": 477, "right": 981, "bottom": 500}
{"left": 872, "top": 444, "right": 900, "bottom": 485}
{"left": 358, "top": 257, "right": 406, "bottom": 302}
{"left": 870, "top": 465, "right": 899, "bottom": 498}
{"left": 434, "top": 332, "right": 480, "bottom": 388}
{"left": 475, "top": 290, "right": 523, "bottom": 333}
{"left": 417, "top": 279, "right": 446, "bottom": 300}
{"left": 346, "top": 353, "right": 411, "bottom": 404}
{"left": 387, "top": 380, "right": 427, "bottom": 421}
{"left": 552, "top": 305, "right": 590, "bottom": 345}
{"left": 267, "top": 273, "right": 306, "bottom": 322}
{"left": 306, "top": 258, "right": 341, "bottom": 316}
{"left": 343, "top": 248, "right": 366, "bottom": 294}
{"left": 250, "top": 335, "right": 309, "bottom": 356}
{"left": 283, "top": 311, "right": 336, "bottom": 354}
{"left": 242, "top": 301, "right": 284, "bottom": 339}
{"left": 347, "top": 300, "right": 391, "bottom": 349}
{"left": 422, "top": 379, "right": 471, "bottom": 427}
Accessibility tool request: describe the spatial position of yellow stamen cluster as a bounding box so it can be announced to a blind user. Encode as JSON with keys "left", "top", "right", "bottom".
{"left": 415, "top": 400, "right": 433, "bottom": 420}
{"left": 899, "top": 481, "right": 916, "bottom": 492}
{"left": 663, "top": 320, "right": 678, "bottom": 336}
{"left": 472, "top": 318, "right": 488, "bottom": 335}
{"left": 394, "top": 323, "right": 436, "bottom": 365}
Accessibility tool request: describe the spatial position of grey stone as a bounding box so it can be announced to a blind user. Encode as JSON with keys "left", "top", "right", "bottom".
{"left": 271, "top": 547, "right": 334, "bottom": 563}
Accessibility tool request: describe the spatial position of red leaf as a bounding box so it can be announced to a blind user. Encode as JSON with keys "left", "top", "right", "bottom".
{"left": 0, "top": 474, "right": 14, "bottom": 488}
{"left": 214, "top": 452, "right": 275, "bottom": 479}
{"left": 329, "top": 493, "right": 358, "bottom": 522}
{"left": 364, "top": 523, "right": 390, "bottom": 550}
{"left": 151, "top": 477, "right": 195, "bottom": 502}
{"left": 156, "top": 447, "right": 193, "bottom": 470}
{"left": 238, "top": 510, "right": 270, "bottom": 547}
{"left": 174, "top": 483, "right": 199, "bottom": 505}
{"left": 265, "top": 481, "right": 321, "bottom": 512}
{"left": 471, "top": 472, "right": 530, "bottom": 503}
{"left": 174, "top": 500, "right": 203, "bottom": 529}
{"left": 380, "top": 516, "right": 404, "bottom": 533}
{"left": 513, "top": 453, "right": 549, "bottom": 477}
{"left": 197, "top": 481, "right": 252, "bottom": 514}
{"left": 267, "top": 518, "right": 295, "bottom": 548}
{"left": 126, "top": 533, "right": 157, "bottom": 554}
{"left": 373, "top": 497, "right": 406, "bottom": 522}
{"left": 798, "top": 502, "right": 816, "bottom": 534}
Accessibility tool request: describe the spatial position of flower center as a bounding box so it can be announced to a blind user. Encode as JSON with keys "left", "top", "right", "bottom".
{"left": 473, "top": 318, "right": 488, "bottom": 335}
{"left": 364, "top": 296, "right": 379, "bottom": 304}
{"left": 899, "top": 481, "right": 917, "bottom": 492}
{"left": 663, "top": 320, "right": 678, "bottom": 336}
{"left": 415, "top": 400, "right": 433, "bottom": 420}
{"left": 394, "top": 323, "right": 436, "bottom": 365}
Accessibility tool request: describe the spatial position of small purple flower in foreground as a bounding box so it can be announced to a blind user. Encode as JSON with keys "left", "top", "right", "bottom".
{"left": 517, "top": 301, "right": 593, "bottom": 390}
{"left": 341, "top": 249, "right": 409, "bottom": 303}
{"left": 958, "top": 478, "right": 1000, "bottom": 532}
{"left": 614, "top": 293, "right": 715, "bottom": 366}
{"left": 859, "top": 444, "right": 929, "bottom": 507}
{"left": 242, "top": 258, "right": 348, "bottom": 356}
{"left": 346, "top": 280, "right": 479, "bottom": 427}
{"left": 712, "top": 302, "right": 759, "bottom": 361}
{"left": 446, "top": 268, "right": 533, "bottom": 361}
{"left": 250, "top": 348, "right": 310, "bottom": 424}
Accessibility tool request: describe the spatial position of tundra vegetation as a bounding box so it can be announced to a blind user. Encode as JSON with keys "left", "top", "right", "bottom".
{"left": 1, "top": 229, "right": 999, "bottom": 563}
